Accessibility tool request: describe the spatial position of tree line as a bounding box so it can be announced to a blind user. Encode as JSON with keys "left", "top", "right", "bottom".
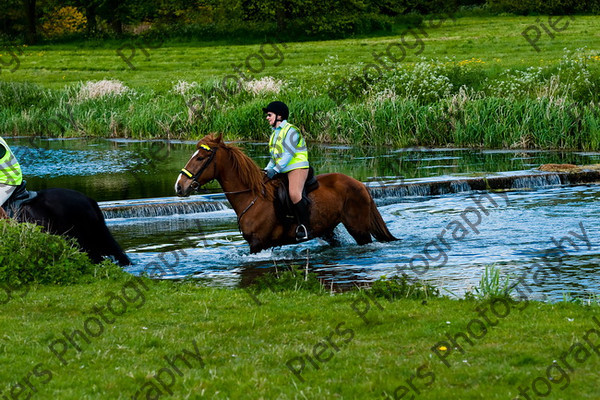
{"left": 1, "top": 0, "right": 598, "bottom": 44}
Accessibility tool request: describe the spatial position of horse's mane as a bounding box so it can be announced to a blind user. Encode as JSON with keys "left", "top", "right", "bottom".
{"left": 199, "top": 134, "right": 275, "bottom": 200}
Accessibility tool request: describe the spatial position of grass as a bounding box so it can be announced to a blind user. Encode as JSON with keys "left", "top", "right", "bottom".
{"left": 2, "top": 16, "right": 599, "bottom": 89}
{"left": 2, "top": 226, "right": 599, "bottom": 399}
{"left": 1, "top": 278, "right": 600, "bottom": 399}
{"left": 470, "top": 264, "right": 513, "bottom": 300}
{"left": 0, "top": 220, "right": 124, "bottom": 286}
{"left": 1, "top": 15, "right": 600, "bottom": 147}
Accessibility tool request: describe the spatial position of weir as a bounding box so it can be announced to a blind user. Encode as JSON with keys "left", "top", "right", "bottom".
{"left": 100, "top": 196, "right": 230, "bottom": 219}
{"left": 368, "top": 169, "right": 600, "bottom": 200}
{"left": 99, "top": 168, "right": 600, "bottom": 220}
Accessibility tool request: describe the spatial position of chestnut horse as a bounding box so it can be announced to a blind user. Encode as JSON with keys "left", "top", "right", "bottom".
{"left": 175, "top": 134, "right": 397, "bottom": 253}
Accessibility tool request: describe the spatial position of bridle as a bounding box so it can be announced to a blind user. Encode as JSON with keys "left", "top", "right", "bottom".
{"left": 179, "top": 144, "right": 218, "bottom": 191}
{"left": 179, "top": 143, "right": 257, "bottom": 226}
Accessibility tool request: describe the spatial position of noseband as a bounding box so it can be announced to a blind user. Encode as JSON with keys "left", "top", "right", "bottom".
{"left": 180, "top": 144, "right": 217, "bottom": 190}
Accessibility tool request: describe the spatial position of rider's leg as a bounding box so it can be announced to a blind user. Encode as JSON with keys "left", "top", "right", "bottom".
{"left": 288, "top": 168, "right": 310, "bottom": 240}
{"left": 0, "top": 183, "right": 16, "bottom": 219}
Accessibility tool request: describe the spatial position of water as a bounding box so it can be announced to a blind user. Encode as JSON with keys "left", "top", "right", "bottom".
{"left": 11, "top": 137, "right": 600, "bottom": 301}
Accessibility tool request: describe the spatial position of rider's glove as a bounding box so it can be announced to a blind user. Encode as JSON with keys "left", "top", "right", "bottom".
{"left": 265, "top": 168, "right": 277, "bottom": 179}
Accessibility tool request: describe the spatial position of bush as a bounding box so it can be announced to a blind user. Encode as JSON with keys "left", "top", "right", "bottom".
{"left": 486, "top": 0, "right": 600, "bottom": 14}
{"left": 0, "top": 220, "right": 124, "bottom": 286}
{"left": 41, "top": 6, "right": 86, "bottom": 39}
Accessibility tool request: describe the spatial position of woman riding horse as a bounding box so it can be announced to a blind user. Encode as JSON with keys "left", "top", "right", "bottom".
{"left": 262, "top": 101, "right": 310, "bottom": 241}
{"left": 0, "top": 136, "right": 130, "bottom": 265}
{"left": 0, "top": 136, "right": 22, "bottom": 219}
{"left": 175, "top": 134, "right": 397, "bottom": 253}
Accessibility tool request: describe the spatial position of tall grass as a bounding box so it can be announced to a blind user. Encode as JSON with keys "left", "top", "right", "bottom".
{"left": 471, "top": 265, "right": 513, "bottom": 300}
{"left": 1, "top": 49, "right": 600, "bottom": 149}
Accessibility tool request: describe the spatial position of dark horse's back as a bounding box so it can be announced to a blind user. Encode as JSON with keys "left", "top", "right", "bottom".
{"left": 18, "top": 188, "right": 131, "bottom": 266}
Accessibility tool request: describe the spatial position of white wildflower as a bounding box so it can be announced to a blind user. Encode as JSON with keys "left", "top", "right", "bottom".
{"left": 242, "top": 76, "right": 284, "bottom": 95}
{"left": 172, "top": 80, "right": 198, "bottom": 96}
{"left": 77, "top": 80, "right": 130, "bottom": 101}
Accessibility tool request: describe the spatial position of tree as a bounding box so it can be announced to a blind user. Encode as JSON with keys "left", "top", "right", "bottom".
{"left": 23, "top": 0, "right": 37, "bottom": 44}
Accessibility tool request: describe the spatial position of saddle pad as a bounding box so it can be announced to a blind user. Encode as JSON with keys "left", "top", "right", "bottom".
{"left": 3, "top": 182, "right": 37, "bottom": 218}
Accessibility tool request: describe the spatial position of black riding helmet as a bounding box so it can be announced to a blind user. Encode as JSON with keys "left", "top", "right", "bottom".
{"left": 262, "top": 101, "right": 289, "bottom": 121}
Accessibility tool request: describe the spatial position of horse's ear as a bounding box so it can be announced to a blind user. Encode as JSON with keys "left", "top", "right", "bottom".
{"left": 216, "top": 133, "right": 223, "bottom": 143}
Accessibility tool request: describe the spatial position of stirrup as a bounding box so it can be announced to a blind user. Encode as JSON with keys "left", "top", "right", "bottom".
{"left": 296, "top": 224, "right": 309, "bottom": 241}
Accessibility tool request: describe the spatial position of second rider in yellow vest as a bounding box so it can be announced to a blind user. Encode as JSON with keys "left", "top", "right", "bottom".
{"left": 262, "top": 101, "right": 311, "bottom": 241}
{"left": 0, "top": 136, "right": 23, "bottom": 219}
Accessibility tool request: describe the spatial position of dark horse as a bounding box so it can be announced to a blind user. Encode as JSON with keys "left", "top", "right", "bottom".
{"left": 174, "top": 134, "right": 397, "bottom": 253}
{"left": 5, "top": 186, "right": 131, "bottom": 266}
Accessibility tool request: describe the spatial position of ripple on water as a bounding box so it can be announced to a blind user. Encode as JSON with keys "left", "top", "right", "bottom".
{"left": 116, "top": 185, "right": 600, "bottom": 301}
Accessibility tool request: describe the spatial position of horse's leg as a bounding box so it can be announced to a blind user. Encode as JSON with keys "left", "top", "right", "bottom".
{"left": 339, "top": 184, "right": 374, "bottom": 245}
{"left": 24, "top": 189, "right": 131, "bottom": 265}
{"left": 320, "top": 229, "right": 341, "bottom": 247}
{"left": 344, "top": 226, "right": 372, "bottom": 245}
{"left": 87, "top": 199, "right": 131, "bottom": 265}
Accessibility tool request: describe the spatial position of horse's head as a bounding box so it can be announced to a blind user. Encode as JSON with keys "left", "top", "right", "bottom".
{"left": 175, "top": 134, "right": 223, "bottom": 197}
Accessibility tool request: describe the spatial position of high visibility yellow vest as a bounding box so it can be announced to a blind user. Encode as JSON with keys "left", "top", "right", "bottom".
{"left": 0, "top": 137, "right": 23, "bottom": 186}
{"left": 268, "top": 123, "right": 309, "bottom": 172}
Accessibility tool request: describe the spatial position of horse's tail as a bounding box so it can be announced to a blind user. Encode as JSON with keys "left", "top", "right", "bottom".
{"left": 369, "top": 197, "right": 398, "bottom": 242}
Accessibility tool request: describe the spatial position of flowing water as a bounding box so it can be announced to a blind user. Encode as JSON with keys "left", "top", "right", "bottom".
{"left": 11, "top": 137, "right": 600, "bottom": 301}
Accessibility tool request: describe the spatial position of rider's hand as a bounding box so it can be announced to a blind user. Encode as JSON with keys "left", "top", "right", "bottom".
{"left": 265, "top": 168, "right": 277, "bottom": 179}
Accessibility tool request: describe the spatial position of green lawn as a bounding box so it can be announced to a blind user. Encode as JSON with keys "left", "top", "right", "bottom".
{"left": 1, "top": 278, "right": 599, "bottom": 399}
{"left": 2, "top": 15, "right": 599, "bottom": 90}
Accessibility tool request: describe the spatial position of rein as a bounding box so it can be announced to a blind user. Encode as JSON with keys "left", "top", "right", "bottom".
{"left": 180, "top": 144, "right": 217, "bottom": 191}
{"left": 237, "top": 195, "right": 258, "bottom": 228}
{"left": 180, "top": 145, "right": 254, "bottom": 196}
{"left": 180, "top": 144, "right": 260, "bottom": 229}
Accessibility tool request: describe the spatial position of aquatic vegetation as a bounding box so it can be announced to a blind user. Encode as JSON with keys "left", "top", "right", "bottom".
{"left": 467, "top": 265, "right": 513, "bottom": 301}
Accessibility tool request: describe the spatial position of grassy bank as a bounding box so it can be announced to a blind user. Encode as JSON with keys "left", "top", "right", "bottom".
{"left": 1, "top": 15, "right": 600, "bottom": 148}
{"left": 1, "top": 278, "right": 600, "bottom": 399}
{"left": 2, "top": 222, "right": 600, "bottom": 399}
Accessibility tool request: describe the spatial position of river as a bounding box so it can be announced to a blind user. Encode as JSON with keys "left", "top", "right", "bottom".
{"left": 10, "top": 137, "right": 600, "bottom": 301}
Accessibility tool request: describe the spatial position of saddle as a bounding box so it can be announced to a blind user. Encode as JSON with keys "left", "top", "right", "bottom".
{"left": 274, "top": 167, "right": 319, "bottom": 222}
{"left": 3, "top": 181, "right": 37, "bottom": 218}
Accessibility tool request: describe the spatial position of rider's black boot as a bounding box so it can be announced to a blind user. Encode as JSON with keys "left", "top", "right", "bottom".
{"left": 293, "top": 198, "right": 311, "bottom": 241}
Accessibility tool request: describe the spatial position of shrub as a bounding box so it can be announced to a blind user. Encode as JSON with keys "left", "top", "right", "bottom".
{"left": 41, "top": 6, "right": 86, "bottom": 39}
{"left": 0, "top": 220, "right": 124, "bottom": 286}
